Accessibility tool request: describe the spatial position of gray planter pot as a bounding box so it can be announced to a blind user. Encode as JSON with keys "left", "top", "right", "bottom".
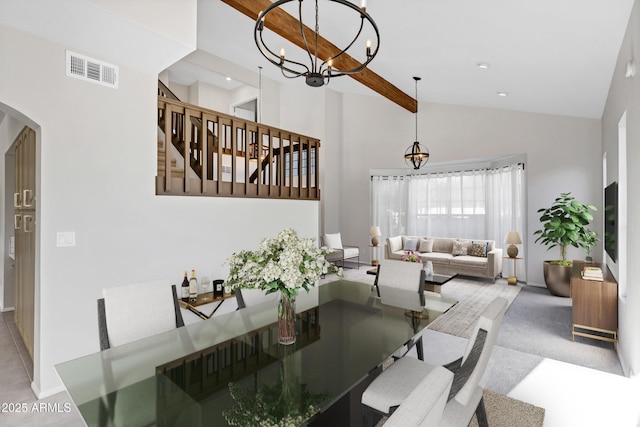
{"left": 543, "top": 261, "right": 572, "bottom": 297}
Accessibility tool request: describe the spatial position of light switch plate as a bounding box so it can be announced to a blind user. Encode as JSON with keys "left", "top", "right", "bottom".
{"left": 56, "top": 231, "right": 76, "bottom": 247}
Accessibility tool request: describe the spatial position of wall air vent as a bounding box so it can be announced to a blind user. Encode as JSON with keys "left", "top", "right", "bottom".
{"left": 65, "top": 50, "right": 118, "bottom": 89}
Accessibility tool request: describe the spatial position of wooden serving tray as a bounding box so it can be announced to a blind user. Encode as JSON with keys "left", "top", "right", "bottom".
{"left": 188, "top": 291, "right": 234, "bottom": 307}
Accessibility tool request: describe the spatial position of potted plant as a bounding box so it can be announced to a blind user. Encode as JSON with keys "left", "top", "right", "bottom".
{"left": 533, "top": 193, "right": 597, "bottom": 297}
{"left": 226, "top": 228, "right": 342, "bottom": 344}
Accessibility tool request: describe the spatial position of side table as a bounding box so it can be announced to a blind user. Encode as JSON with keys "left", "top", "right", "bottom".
{"left": 503, "top": 256, "right": 523, "bottom": 285}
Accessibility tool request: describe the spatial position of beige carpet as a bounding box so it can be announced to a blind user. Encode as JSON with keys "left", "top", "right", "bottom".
{"left": 427, "top": 277, "right": 521, "bottom": 338}
{"left": 469, "top": 389, "right": 545, "bottom": 427}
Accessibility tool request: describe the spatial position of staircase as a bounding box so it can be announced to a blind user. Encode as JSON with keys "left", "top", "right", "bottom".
{"left": 157, "top": 141, "right": 183, "bottom": 179}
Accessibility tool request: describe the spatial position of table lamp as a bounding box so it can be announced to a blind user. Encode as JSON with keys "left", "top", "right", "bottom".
{"left": 370, "top": 226, "right": 381, "bottom": 246}
{"left": 504, "top": 231, "right": 522, "bottom": 258}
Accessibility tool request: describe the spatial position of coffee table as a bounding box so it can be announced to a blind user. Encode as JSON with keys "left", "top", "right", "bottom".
{"left": 424, "top": 273, "right": 458, "bottom": 293}
{"left": 367, "top": 267, "right": 457, "bottom": 293}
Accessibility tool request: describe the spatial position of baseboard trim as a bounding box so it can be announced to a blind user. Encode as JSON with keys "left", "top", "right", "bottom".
{"left": 32, "top": 381, "right": 66, "bottom": 399}
{"left": 1, "top": 306, "right": 15, "bottom": 312}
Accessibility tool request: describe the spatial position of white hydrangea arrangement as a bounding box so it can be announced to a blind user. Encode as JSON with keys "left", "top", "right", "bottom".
{"left": 226, "top": 228, "right": 343, "bottom": 298}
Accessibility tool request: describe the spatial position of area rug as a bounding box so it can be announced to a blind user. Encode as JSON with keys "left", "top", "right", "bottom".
{"left": 375, "top": 389, "right": 544, "bottom": 426}
{"left": 427, "top": 278, "right": 521, "bottom": 338}
{"left": 469, "top": 389, "right": 545, "bottom": 427}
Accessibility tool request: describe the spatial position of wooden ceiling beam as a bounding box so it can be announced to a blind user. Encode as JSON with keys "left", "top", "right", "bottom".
{"left": 220, "top": 0, "right": 417, "bottom": 113}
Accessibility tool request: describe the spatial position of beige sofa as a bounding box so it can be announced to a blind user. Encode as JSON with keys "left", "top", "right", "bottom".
{"left": 385, "top": 235, "right": 503, "bottom": 281}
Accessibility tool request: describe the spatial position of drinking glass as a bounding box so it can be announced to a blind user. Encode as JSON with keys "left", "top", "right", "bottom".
{"left": 200, "top": 276, "right": 211, "bottom": 295}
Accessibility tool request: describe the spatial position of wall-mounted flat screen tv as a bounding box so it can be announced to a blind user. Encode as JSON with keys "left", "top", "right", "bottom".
{"left": 604, "top": 182, "right": 617, "bottom": 262}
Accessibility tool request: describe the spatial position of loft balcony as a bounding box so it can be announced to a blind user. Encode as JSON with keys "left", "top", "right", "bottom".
{"left": 157, "top": 82, "right": 320, "bottom": 200}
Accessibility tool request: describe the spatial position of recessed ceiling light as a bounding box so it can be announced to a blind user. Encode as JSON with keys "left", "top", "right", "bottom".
{"left": 497, "top": 92, "right": 508, "bottom": 97}
{"left": 476, "top": 63, "right": 490, "bottom": 69}
{"left": 226, "top": 77, "right": 232, "bottom": 81}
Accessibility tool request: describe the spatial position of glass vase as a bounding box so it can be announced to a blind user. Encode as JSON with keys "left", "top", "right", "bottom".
{"left": 278, "top": 293, "right": 297, "bottom": 345}
{"left": 424, "top": 260, "right": 434, "bottom": 277}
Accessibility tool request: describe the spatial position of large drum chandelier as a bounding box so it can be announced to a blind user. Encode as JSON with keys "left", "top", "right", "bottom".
{"left": 255, "top": 0, "right": 380, "bottom": 87}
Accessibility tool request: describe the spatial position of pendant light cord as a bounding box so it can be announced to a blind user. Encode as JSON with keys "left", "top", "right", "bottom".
{"left": 414, "top": 76, "right": 421, "bottom": 141}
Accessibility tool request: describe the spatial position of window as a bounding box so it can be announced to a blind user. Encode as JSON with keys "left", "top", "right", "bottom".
{"left": 371, "top": 160, "right": 526, "bottom": 279}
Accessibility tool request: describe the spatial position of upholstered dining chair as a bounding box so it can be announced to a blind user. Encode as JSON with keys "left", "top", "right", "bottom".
{"left": 361, "top": 296, "right": 509, "bottom": 427}
{"left": 375, "top": 259, "right": 425, "bottom": 311}
{"left": 96, "top": 278, "right": 186, "bottom": 426}
{"left": 235, "top": 288, "right": 280, "bottom": 309}
{"left": 97, "top": 278, "right": 184, "bottom": 350}
{"left": 383, "top": 365, "right": 454, "bottom": 427}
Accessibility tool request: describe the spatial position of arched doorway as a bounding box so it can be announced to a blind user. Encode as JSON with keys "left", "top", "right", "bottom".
{"left": 1, "top": 104, "right": 40, "bottom": 383}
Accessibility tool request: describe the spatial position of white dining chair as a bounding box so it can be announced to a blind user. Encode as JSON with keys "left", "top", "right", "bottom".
{"left": 361, "top": 297, "right": 508, "bottom": 427}
{"left": 383, "top": 365, "right": 454, "bottom": 427}
{"left": 97, "top": 278, "right": 184, "bottom": 350}
{"left": 96, "top": 278, "right": 186, "bottom": 426}
{"left": 235, "top": 288, "right": 279, "bottom": 309}
{"left": 375, "top": 259, "right": 425, "bottom": 311}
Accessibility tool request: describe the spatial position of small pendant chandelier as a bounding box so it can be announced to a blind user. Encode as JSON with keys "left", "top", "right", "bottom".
{"left": 404, "top": 76, "right": 429, "bottom": 169}
{"left": 255, "top": 0, "right": 380, "bottom": 87}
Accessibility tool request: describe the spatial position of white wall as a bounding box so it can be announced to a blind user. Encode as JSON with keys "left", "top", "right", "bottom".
{"left": 338, "top": 95, "right": 602, "bottom": 285}
{"left": 3, "top": 0, "right": 635, "bottom": 397}
{"left": 321, "top": 89, "right": 343, "bottom": 235}
{"left": 601, "top": 0, "right": 640, "bottom": 377}
{"left": 189, "top": 80, "right": 231, "bottom": 112}
{"left": 88, "top": 0, "right": 196, "bottom": 50}
{"left": 0, "top": 23, "right": 319, "bottom": 397}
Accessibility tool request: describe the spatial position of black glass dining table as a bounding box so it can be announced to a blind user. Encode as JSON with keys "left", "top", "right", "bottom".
{"left": 56, "top": 280, "right": 457, "bottom": 427}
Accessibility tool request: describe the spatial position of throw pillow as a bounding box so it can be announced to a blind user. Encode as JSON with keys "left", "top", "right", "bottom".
{"left": 470, "top": 241, "right": 489, "bottom": 257}
{"left": 403, "top": 237, "right": 419, "bottom": 251}
{"left": 451, "top": 240, "right": 468, "bottom": 256}
{"left": 418, "top": 238, "right": 434, "bottom": 253}
{"left": 388, "top": 236, "right": 403, "bottom": 252}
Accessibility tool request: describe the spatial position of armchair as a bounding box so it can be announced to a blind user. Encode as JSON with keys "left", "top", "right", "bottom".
{"left": 323, "top": 232, "right": 360, "bottom": 269}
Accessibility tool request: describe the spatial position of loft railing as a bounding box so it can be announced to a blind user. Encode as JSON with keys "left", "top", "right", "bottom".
{"left": 157, "top": 95, "right": 321, "bottom": 200}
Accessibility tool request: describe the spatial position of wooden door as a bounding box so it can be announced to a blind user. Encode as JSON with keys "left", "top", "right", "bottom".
{"left": 13, "top": 126, "right": 35, "bottom": 359}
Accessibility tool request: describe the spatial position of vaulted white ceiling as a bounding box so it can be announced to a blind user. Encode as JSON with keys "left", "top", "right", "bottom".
{"left": 1, "top": 0, "right": 634, "bottom": 119}
{"left": 187, "top": 0, "right": 635, "bottom": 119}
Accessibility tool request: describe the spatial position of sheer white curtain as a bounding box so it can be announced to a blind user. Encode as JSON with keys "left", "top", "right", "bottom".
{"left": 371, "top": 175, "right": 410, "bottom": 240}
{"left": 371, "top": 163, "right": 526, "bottom": 280}
{"left": 407, "top": 170, "right": 487, "bottom": 238}
{"left": 486, "top": 163, "right": 526, "bottom": 281}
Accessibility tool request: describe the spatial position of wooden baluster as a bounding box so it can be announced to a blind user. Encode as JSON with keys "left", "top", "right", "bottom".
{"left": 163, "top": 104, "right": 172, "bottom": 192}
{"left": 184, "top": 108, "right": 192, "bottom": 193}
{"left": 201, "top": 113, "right": 210, "bottom": 194}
